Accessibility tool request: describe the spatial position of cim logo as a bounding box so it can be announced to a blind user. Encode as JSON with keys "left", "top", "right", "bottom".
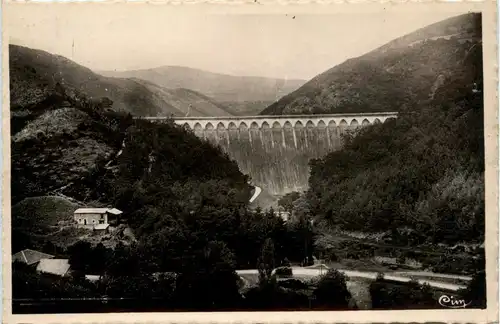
{"left": 438, "top": 295, "right": 472, "bottom": 308}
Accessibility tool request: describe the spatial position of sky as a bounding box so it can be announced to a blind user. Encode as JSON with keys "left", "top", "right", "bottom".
{"left": 7, "top": 4, "right": 463, "bottom": 80}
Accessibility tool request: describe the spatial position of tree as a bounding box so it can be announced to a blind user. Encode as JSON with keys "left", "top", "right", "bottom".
{"left": 459, "top": 270, "right": 486, "bottom": 308}
{"left": 68, "top": 241, "right": 93, "bottom": 273}
{"left": 370, "top": 278, "right": 435, "bottom": 309}
{"left": 105, "top": 242, "right": 140, "bottom": 277}
{"left": 396, "top": 253, "right": 406, "bottom": 266}
{"left": 257, "top": 238, "right": 276, "bottom": 285}
{"left": 282, "top": 257, "right": 291, "bottom": 267}
{"left": 278, "top": 191, "right": 301, "bottom": 213}
{"left": 313, "top": 269, "right": 352, "bottom": 309}
{"left": 292, "top": 195, "right": 311, "bottom": 222}
{"left": 174, "top": 241, "right": 242, "bottom": 309}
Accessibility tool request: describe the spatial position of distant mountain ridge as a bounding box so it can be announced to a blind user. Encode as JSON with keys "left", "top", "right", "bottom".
{"left": 261, "top": 13, "right": 482, "bottom": 115}
{"left": 9, "top": 45, "right": 233, "bottom": 117}
{"left": 99, "top": 66, "right": 306, "bottom": 104}
{"left": 130, "top": 78, "right": 233, "bottom": 117}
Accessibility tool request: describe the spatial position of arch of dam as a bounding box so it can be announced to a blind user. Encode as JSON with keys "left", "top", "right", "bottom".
{"left": 142, "top": 112, "right": 398, "bottom": 195}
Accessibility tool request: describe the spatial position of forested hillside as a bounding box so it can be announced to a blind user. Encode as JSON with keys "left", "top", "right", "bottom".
{"left": 307, "top": 15, "right": 484, "bottom": 246}
{"left": 261, "top": 14, "right": 481, "bottom": 115}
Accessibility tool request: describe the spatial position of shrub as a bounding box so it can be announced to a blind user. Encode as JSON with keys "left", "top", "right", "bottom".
{"left": 312, "top": 269, "right": 351, "bottom": 309}
{"left": 370, "top": 279, "right": 436, "bottom": 309}
{"left": 243, "top": 283, "right": 309, "bottom": 310}
{"left": 458, "top": 270, "right": 486, "bottom": 308}
{"left": 278, "top": 278, "right": 309, "bottom": 290}
{"left": 275, "top": 266, "right": 293, "bottom": 277}
{"left": 282, "top": 257, "right": 291, "bottom": 267}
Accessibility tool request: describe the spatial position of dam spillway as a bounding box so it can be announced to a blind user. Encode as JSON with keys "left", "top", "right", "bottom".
{"left": 142, "top": 112, "right": 398, "bottom": 195}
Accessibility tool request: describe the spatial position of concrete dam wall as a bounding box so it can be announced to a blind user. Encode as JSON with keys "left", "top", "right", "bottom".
{"left": 144, "top": 113, "right": 398, "bottom": 195}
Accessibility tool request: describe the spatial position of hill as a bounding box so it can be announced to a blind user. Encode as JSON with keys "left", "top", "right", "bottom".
{"left": 261, "top": 14, "right": 482, "bottom": 115}
{"left": 12, "top": 196, "right": 79, "bottom": 235}
{"left": 99, "top": 66, "right": 306, "bottom": 112}
{"left": 219, "top": 100, "right": 275, "bottom": 116}
{"left": 9, "top": 45, "right": 233, "bottom": 117}
{"left": 303, "top": 13, "right": 484, "bottom": 247}
{"left": 132, "top": 78, "right": 233, "bottom": 117}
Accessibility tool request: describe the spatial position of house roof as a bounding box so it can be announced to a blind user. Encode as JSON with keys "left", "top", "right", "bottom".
{"left": 85, "top": 275, "right": 102, "bottom": 282}
{"left": 107, "top": 208, "right": 123, "bottom": 215}
{"left": 36, "top": 259, "right": 71, "bottom": 276}
{"left": 12, "top": 249, "right": 54, "bottom": 265}
{"left": 94, "top": 224, "right": 110, "bottom": 230}
{"left": 74, "top": 208, "right": 109, "bottom": 214}
{"left": 74, "top": 207, "right": 123, "bottom": 214}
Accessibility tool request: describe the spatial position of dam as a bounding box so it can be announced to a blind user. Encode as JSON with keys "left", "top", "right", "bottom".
{"left": 142, "top": 112, "right": 398, "bottom": 195}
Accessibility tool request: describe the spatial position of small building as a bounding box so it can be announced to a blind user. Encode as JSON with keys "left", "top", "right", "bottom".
{"left": 93, "top": 223, "right": 110, "bottom": 233}
{"left": 85, "top": 274, "right": 102, "bottom": 282}
{"left": 274, "top": 207, "right": 291, "bottom": 222}
{"left": 36, "top": 258, "right": 71, "bottom": 277}
{"left": 12, "top": 249, "right": 54, "bottom": 266}
{"left": 74, "top": 207, "right": 122, "bottom": 229}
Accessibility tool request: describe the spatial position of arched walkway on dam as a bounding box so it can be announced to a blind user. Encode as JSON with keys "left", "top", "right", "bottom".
{"left": 141, "top": 112, "right": 398, "bottom": 131}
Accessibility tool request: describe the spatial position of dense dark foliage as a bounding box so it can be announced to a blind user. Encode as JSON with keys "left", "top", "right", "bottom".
{"left": 458, "top": 270, "right": 487, "bottom": 308}
{"left": 13, "top": 238, "right": 355, "bottom": 312}
{"left": 278, "top": 191, "right": 301, "bottom": 213}
{"left": 313, "top": 269, "right": 352, "bottom": 309}
{"left": 370, "top": 277, "right": 436, "bottom": 309}
{"left": 275, "top": 266, "right": 293, "bottom": 277}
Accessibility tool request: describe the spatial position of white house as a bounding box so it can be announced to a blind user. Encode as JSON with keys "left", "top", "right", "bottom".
{"left": 74, "top": 207, "right": 123, "bottom": 230}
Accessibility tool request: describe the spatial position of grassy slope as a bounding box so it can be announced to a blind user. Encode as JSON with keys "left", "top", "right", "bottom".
{"left": 221, "top": 100, "right": 275, "bottom": 116}
{"left": 11, "top": 196, "right": 89, "bottom": 252}
{"left": 261, "top": 14, "right": 481, "bottom": 115}
{"left": 133, "top": 78, "right": 233, "bottom": 116}
{"left": 12, "top": 196, "right": 79, "bottom": 233}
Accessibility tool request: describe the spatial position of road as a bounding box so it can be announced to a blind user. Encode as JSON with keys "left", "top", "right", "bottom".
{"left": 392, "top": 271, "right": 472, "bottom": 281}
{"left": 249, "top": 186, "right": 262, "bottom": 203}
{"left": 236, "top": 267, "right": 467, "bottom": 291}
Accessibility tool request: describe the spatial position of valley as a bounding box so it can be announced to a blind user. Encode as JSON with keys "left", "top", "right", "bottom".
{"left": 9, "top": 11, "right": 486, "bottom": 313}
